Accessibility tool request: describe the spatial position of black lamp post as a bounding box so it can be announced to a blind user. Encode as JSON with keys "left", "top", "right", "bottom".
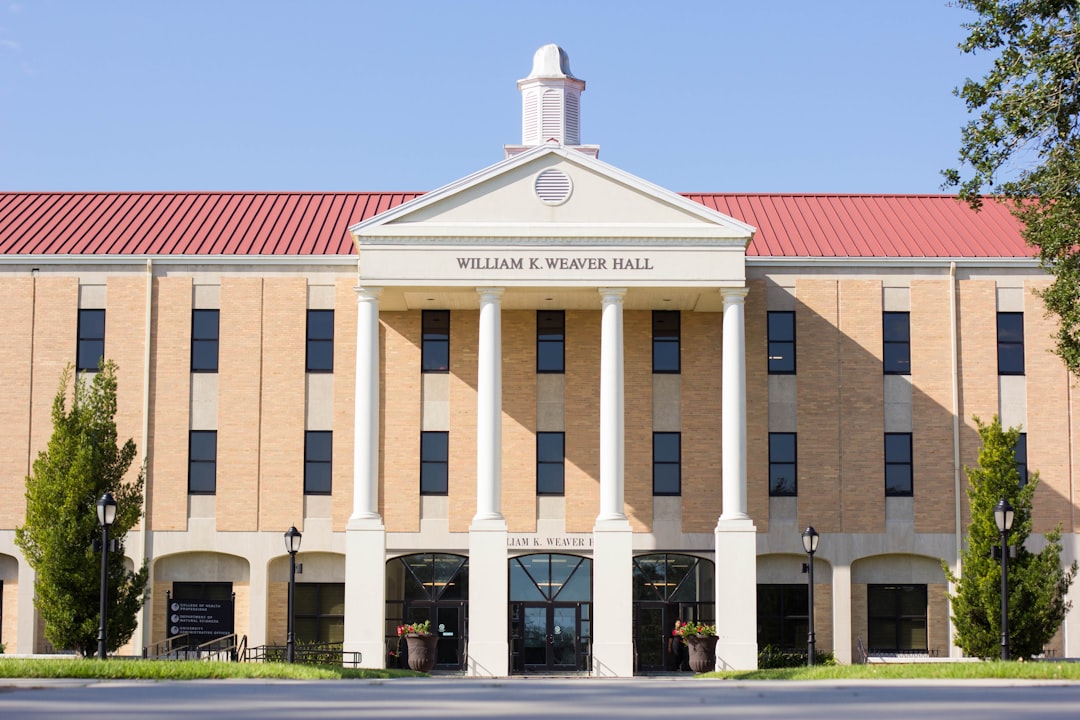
{"left": 96, "top": 492, "right": 117, "bottom": 660}
{"left": 994, "top": 498, "right": 1015, "bottom": 661}
{"left": 802, "top": 526, "right": 819, "bottom": 667}
{"left": 284, "top": 525, "right": 302, "bottom": 663}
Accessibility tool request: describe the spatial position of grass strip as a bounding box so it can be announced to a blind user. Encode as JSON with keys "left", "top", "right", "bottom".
{"left": 703, "top": 661, "right": 1080, "bottom": 681}
{"left": 0, "top": 658, "right": 424, "bottom": 680}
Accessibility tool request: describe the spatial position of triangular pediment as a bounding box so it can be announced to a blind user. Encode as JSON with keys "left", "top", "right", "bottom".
{"left": 350, "top": 145, "right": 755, "bottom": 244}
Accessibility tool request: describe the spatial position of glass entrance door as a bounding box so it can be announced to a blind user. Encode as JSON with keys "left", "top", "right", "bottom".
{"left": 522, "top": 603, "right": 581, "bottom": 672}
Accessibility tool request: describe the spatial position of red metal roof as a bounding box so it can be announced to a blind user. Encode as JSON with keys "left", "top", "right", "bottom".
{"left": 0, "top": 191, "right": 1030, "bottom": 259}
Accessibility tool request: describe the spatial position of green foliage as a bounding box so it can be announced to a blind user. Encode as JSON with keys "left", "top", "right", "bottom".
{"left": 944, "top": 416, "right": 1076, "bottom": 659}
{"left": 758, "top": 645, "right": 836, "bottom": 669}
{"left": 944, "top": 0, "right": 1080, "bottom": 376}
{"left": 14, "top": 362, "right": 148, "bottom": 657}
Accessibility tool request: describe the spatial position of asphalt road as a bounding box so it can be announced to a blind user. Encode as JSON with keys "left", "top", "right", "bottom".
{"left": 2, "top": 677, "right": 1079, "bottom": 719}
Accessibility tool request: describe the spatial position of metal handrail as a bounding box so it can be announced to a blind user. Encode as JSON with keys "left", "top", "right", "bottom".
{"left": 143, "top": 634, "right": 192, "bottom": 659}
{"left": 196, "top": 633, "right": 241, "bottom": 661}
{"left": 245, "top": 641, "right": 362, "bottom": 668}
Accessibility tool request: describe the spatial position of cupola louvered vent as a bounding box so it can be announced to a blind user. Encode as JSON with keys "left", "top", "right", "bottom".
{"left": 541, "top": 90, "right": 562, "bottom": 142}
{"left": 564, "top": 92, "right": 579, "bottom": 145}
{"left": 523, "top": 92, "right": 539, "bottom": 145}
{"left": 534, "top": 169, "right": 572, "bottom": 205}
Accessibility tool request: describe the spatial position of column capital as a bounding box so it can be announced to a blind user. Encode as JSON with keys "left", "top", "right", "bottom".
{"left": 599, "top": 287, "right": 627, "bottom": 302}
{"left": 354, "top": 286, "right": 383, "bottom": 301}
{"left": 477, "top": 287, "right": 505, "bottom": 300}
{"left": 720, "top": 286, "right": 749, "bottom": 302}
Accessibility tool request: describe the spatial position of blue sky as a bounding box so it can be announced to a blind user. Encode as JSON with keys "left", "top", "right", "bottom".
{"left": 0, "top": 1, "right": 990, "bottom": 194}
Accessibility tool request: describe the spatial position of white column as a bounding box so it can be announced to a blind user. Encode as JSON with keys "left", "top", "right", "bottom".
{"left": 16, "top": 561, "right": 36, "bottom": 653}
{"left": 344, "top": 286, "right": 387, "bottom": 667}
{"left": 593, "top": 287, "right": 633, "bottom": 677}
{"left": 720, "top": 287, "right": 749, "bottom": 521}
{"left": 832, "top": 562, "right": 852, "bottom": 664}
{"left": 469, "top": 287, "right": 508, "bottom": 676}
{"left": 474, "top": 288, "right": 505, "bottom": 524}
{"left": 714, "top": 286, "right": 758, "bottom": 670}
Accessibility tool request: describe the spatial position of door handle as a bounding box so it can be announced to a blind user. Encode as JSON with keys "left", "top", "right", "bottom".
{"left": 547, "top": 635, "right": 554, "bottom": 645}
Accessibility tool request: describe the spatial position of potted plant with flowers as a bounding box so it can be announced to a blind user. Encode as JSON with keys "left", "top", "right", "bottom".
{"left": 396, "top": 619, "right": 438, "bottom": 672}
{"left": 674, "top": 620, "right": 717, "bottom": 672}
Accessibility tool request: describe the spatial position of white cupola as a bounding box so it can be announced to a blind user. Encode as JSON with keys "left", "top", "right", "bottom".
{"left": 506, "top": 45, "right": 599, "bottom": 159}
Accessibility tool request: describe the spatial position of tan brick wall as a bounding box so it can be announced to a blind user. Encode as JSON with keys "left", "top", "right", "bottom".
{"left": 850, "top": 582, "right": 867, "bottom": 659}
{"left": 106, "top": 276, "right": 149, "bottom": 529}
{"left": 257, "top": 278, "right": 306, "bottom": 532}
{"left": 957, "top": 280, "right": 999, "bottom": 529}
{"left": 624, "top": 310, "right": 653, "bottom": 532}
{"left": 0, "top": 278, "right": 33, "bottom": 529}
{"left": 1, "top": 579, "right": 16, "bottom": 650}
{"left": 147, "top": 277, "right": 192, "bottom": 531}
{"left": 565, "top": 310, "right": 600, "bottom": 532}
{"left": 449, "top": 311, "right": 478, "bottom": 533}
{"left": 815, "top": 582, "right": 834, "bottom": 654}
{"left": 1025, "top": 280, "right": 1073, "bottom": 533}
{"left": 502, "top": 310, "right": 537, "bottom": 533}
{"left": 1073, "top": 371, "right": 1080, "bottom": 535}
{"left": 746, "top": 281, "right": 770, "bottom": 531}
{"left": 331, "top": 280, "right": 358, "bottom": 531}
{"left": 911, "top": 280, "right": 957, "bottom": 533}
{"left": 927, "top": 582, "right": 949, "bottom": 658}
{"left": 681, "top": 310, "right": 722, "bottom": 532}
{"left": 217, "top": 278, "right": 264, "bottom": 531}
{"left": 838, "top": 281, "right": 884, "bottom": 533}
{"left": 380, "top": 312, "right": 421, "bottom": 532}
{"left": 267, "top": 581, "right": 288, "bottom": 644}
{"left": 797, "top": 280, "right": 841, "bottom": 531}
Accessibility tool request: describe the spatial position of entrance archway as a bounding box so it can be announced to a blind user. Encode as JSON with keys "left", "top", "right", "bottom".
{"left": 632, "top": 553, "right": 715, "bottom": 672}
{"left": 385, "top": 553, "right": 468, "bottom": 671}
{"left": 509, "top": 553, "right": 592, "bottom": 674}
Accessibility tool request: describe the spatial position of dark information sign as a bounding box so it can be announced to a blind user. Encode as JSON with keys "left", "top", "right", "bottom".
{"left": 168, "top": 600, "right": 233, "bottom": 643}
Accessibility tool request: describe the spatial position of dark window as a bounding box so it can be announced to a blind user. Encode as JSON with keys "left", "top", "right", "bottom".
{"left": 307, "top": 310, "right": 334, "bottom": 373}
{"left": 191, "top": 309, "right": 220, "bottom": 373}
{"left": 172, "top": 581, "right": 232, "bottom": 602}
{"left": 422, "top": 310, "right": 450, "bottom": 373}
{"left": 769, "top": 432, "right": 797, "bottom": 497}
{"left": 883, "top": 311, "right": 910, "bottom": 375}
{"left": 77, "top": 308, "right": 105, "bottom": 372}
{"left": 768, "top": 311, "right": 795, "bottom": 374}
{"left": 653, "top": 432, "right": 681, "bottom": 496}
{"left": 295, "top": 583, "right": 345, "bottom": 644}
{"left": 304, "top": 430, "right": 332, "bottom": 495}
{"left": 420, "top": 431, "right": 449, "bottom": 495}
{"left": 537, "top": 311, "right": 565, "bottom": 373}
{"left": 997, "top": 312, "right": 1025, "bottom": 375}
{"left": 188, "top": 430, "right": 217, "bottom": 495}
{"left": 1016, "top": 432, "right": 1028, "bottom": 487}
{"left": 652, "top": 310, "right": 680, "bottom": 373}
{"left": 537, "top": 432, "right": 565, "bottom": 495}
{"left": 757, "top": 584, "right": 809, "bottom": 651}
{"left": 867, "top": 584, "right": 928, "bottom": 653}
{"left": 885, "top": 433, "right": 913, "bottom": 497}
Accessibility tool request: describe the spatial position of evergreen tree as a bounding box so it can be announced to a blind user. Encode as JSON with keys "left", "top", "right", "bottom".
{"left": 945, "top": 416, "right": 1076, "bottom": 659}
{"left": 15, "top": 362, "right": 148, "bottom": 656}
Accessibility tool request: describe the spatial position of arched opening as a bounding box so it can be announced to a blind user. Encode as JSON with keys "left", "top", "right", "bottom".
{"left": 385, "top": 553, "right": 468, "bottom": 671}
{"left": 509, "top": 553, "right": 591, "bottom": 674}
{"left": 632, "top": 553, "right": 715, "bottom": 672}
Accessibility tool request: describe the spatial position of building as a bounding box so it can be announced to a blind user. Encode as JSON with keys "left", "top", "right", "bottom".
{"left": 1, "top": 45, "right": 1077, "bottom": 674}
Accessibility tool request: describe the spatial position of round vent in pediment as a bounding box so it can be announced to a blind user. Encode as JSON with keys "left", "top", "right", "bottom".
{"left": 534, "top": 169, "right": 573, "bottom": 205}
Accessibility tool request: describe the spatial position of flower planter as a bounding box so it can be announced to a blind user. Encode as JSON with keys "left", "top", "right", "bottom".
{"left": 405, "top": 633, "right": 438, "bottom": 672}
{"left": 684, "top": 635, "right": 718, "bottom": 673}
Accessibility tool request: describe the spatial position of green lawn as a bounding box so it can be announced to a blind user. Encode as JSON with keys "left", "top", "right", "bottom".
{"left": 703, "top": 661, "right": 1080, "bottom": 681}
{"left": 0, "top": 658, "right": 424, "bottom": 680}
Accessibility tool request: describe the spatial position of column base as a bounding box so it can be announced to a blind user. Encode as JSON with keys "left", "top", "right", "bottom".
{"left": 715, "top": 517, "right": 758, "bottom": 671}
{"left": 344, "top": 522, "right": 386, "bottom": 667}
{"left": 592, "top": 521, "right": 633, "bottom": 677}
{"left": 468, "top": 525, "right": 508, "bottom": 677}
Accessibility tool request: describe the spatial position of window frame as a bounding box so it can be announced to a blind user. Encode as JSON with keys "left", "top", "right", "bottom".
{"left": 77, "top": 308, "right": 106, "bottom": 372}
{"left": 294, "top": 582, "right": 345, "bottom": 644}
{"left": 768, "top": 432, "right": 797, "bottom": 497}
{"left": 420, "top": 430, "right": 449, "bottom": 495}
{"left": 885, "top": 432, "right": 913, "bottom": 497}
{"left": 422, "top": 310, "right": 450, "bottom": 373}
{"left": 867, "top": 584, "right": 928, "bottom": 654}
{"left": 191, "top": 309, "right": 220, "bottom": 373}
{"left": 652, "top": 310, "right": 680, "bottom": 374}
{"left": 767, "top": 311, "right": 796, "bottom": 375}
{"left": 882, "top": 311, "right": 911, "bottom": 375}
{"left": 997, "top": 312, "right": 1025, "bottom": 375}
{"left": 536, "top": 310, "right": 565, "bottom": 374}
{"left": 757, "top": 583, "right": 809, "bottom": 652}
{"left": 306, "top": 309, "right": 335, "bottom": 373}
{"left": 536, "top": 431, "right": 565, "bottom": 496}
{"left": 652, "top": 431, "right": 681, "bottom": 496}
{"left": 304, "top": 430, "right": 333, "bottom": 495}
{"left": 188, "top": 429, "right": 218, "bottom": 495}
{"left": 1015, "top": 432, "right": 1028, "bottom": 487}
